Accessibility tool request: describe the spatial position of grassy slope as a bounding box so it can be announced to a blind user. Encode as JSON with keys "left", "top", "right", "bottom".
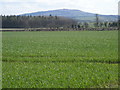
{"left": 2, "top": 31, "right": 118, "bottom": 88}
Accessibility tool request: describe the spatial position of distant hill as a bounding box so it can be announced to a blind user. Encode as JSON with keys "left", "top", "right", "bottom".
{"left": 20, "top": 9, "right": 118, "bottom": 22}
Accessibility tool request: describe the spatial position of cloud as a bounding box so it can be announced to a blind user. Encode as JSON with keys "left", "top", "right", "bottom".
{"left": 0, "top": 0, "right": 119, "bottom": 15}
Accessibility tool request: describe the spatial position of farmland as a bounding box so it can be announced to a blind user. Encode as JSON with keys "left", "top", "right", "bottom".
{"left": 2, "top": 31, "right": 118, "bottom": 88}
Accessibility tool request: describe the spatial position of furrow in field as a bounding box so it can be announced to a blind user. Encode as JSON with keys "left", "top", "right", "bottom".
{"left": 2, "top": 59, "right": 119, "bottom": 64}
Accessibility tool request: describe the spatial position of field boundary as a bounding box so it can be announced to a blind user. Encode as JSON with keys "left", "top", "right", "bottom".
{"left": 0, "top": 27, "right": 119, "bottom": 32}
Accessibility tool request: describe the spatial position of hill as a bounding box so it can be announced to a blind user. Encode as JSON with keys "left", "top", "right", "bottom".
{"left": 20, "top": 9, "right": 118, "bottom": 22}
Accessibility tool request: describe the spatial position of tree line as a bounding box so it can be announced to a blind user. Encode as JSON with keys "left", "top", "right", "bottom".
{"left": 2, "top": 15, "right": 77, "bottom": 28}
{"left": 71, "top": 22, "right": 118, "bottom": 29}
{"left": 2, "top": 15, "right": 118, "bottom": 29}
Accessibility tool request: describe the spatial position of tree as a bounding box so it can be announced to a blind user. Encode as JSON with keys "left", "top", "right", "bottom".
{"left": 95, "top": 14, "right": 99, "bottom": 27}
{"left": 55, "top": 16, "right": 58, "bottom": 19}
{"left": 99, "top": 22, "right": 103, "bottom": 27}
{"left": 78, "top": 25, "right": 80, "bottom": 28}
{"left": 71, "top": 24, "right": 74, "bottom": 28}
{"left": 104, "top": 22, "right": 108, "bottom": 27}
{"left": 84, "top": 22, "right": 89, "bottom": 28}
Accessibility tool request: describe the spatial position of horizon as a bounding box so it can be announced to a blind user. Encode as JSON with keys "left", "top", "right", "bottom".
{"left": 1, "top": 8, "right": 119, "bottom": 16}
{"left": 0, "top": 0, "right": 119, "bottom": 15}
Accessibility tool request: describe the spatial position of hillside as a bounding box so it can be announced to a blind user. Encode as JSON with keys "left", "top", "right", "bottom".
{"left": 21, "top": 9, "right": 118, "bottom": 22}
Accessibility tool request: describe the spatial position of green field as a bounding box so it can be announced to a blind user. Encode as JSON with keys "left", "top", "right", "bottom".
{"left": 2, "top": 31, "right": 118, "bottom": 88}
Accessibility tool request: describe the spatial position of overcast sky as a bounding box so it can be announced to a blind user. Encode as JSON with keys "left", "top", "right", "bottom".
{"left": 0, "top": 0, "right": 119, "bottom": 15}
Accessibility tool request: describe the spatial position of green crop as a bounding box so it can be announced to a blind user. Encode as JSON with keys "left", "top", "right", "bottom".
{"left": 2, "top": 31, "right": 118, "bottom": 88}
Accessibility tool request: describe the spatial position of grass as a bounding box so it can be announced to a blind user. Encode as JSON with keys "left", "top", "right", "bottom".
{"left": 2, "top": 31, "right": 118, "bottom": 88}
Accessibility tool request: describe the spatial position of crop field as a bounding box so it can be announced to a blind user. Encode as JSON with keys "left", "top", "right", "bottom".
{"left": 2, "top": 31, "right": 118, "bottom": 88}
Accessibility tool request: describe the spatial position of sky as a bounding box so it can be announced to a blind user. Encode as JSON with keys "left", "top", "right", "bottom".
{"left": 0, "top": 0, "right": 119, "bottom": 15}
